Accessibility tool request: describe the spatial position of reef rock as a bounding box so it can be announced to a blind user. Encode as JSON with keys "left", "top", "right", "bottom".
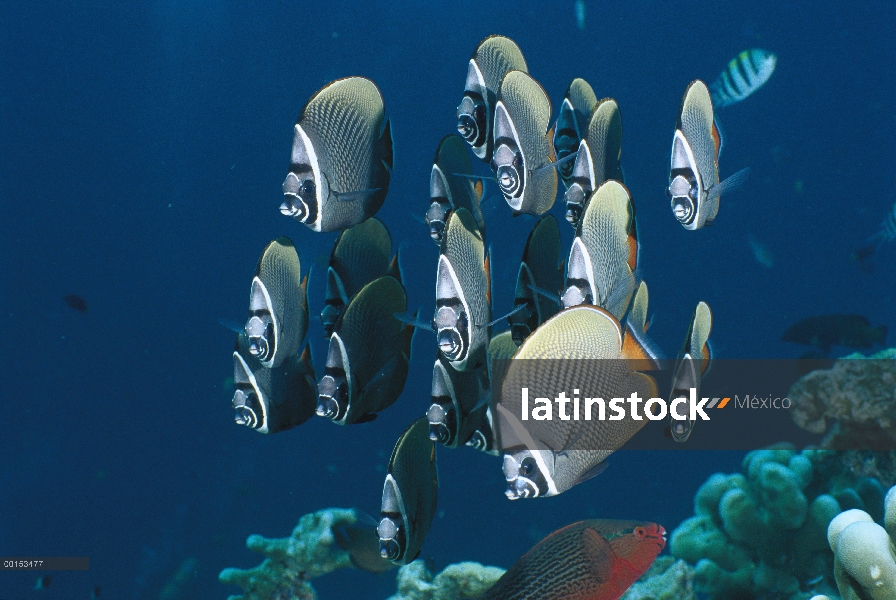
{"left": 386, "top": 560, "right": 505, "bottom": 600}
{"left": 789, "top": 348, "right": 896, "bottom": 449}
{"left": 219, "top": 508, "right": 359, "bottom": 600}
{"left": 619, "top": 556, "right": 695, "bottom": 600}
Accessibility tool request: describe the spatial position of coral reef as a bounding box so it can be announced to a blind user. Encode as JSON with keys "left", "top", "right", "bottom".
{"left": 788, "top": 348, "right": 896, "bottom": 450}
{"left": 619, "top": 556, "right": 695, "bottom": 600}
{"left": 826, "top": 484, "right": 896, "bottom": 600}
{"left": 669, "top": 446, "right": 889, "bottom": 600}
{"left": 386, "top": 560, "right": 505, "bottom": 600}
{"left": 219, "top": 508, "right": 360, "bottom": 600}
{"left": 219, "top": 508, "right": 506, "bottom": 600}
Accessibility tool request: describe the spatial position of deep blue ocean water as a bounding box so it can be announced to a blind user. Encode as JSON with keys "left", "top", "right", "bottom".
{"left": 2, "top": 1, "right": 894, "bottom": 598}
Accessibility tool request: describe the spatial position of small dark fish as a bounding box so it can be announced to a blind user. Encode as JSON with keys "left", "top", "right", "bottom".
{"left": 244, "top": 237, "right": 309, "bottom": 368}
{"left": 34, "top": 575, "right": 52, "bottom": 589}
{"left": 782, "top": 315, "right": 888, "bottom": 353}
{"left": 378, "top": 416, "right": 438, "bottom": 565}
{"left": 473, "top": 519, "right": 666, "bottom": 600}
{"left": 64, "top": 294, "right": 88, "bottom": 313}
{"left": 232, "top": 336, "right": 317, "bottom": 434}
{"left": 91, "top": 586, "right": 102, "bottom": 599}
{"left": 317, "top": 276, "right": 413, "bottom": 425}
{"left": 852, "top": 201, "right": 896, "bottom": 270}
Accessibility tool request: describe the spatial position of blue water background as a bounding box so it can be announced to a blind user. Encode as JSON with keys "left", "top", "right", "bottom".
{"left": 2, "top": 1, "right": 894, "bottom": 598}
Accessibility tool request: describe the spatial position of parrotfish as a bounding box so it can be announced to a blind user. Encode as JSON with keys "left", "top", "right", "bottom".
{"left": 474, "top": 519, "right": 666, "bottom": 600}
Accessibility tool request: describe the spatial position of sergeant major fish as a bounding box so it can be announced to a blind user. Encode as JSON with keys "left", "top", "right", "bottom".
{"left": 281, "top": 77, "right": 393, "bottom": 232}
{"left": 710, "top": 49, "right": 777, "bottom": 108}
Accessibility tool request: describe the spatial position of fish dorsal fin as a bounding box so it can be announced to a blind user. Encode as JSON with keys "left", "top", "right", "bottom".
{"left": 430, "top": 164, "right": 451, "bottom": 203}
{"left": 571, "top": 139, "right": 596, "bottom": 189}
{"left": 473, "top": 35, "right": 529, "bottom": 91}
{"left": 677, "top": 80, "right": 717, "bottom": 190}
{"left": 586, "top": 98, "right": 623, "bottom": 184}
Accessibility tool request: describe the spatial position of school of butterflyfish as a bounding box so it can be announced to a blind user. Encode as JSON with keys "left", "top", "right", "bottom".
{"left": 226, "top": 36, "right": 775, "bottom": 588}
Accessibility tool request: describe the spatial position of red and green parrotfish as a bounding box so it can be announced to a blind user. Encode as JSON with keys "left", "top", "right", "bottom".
{"left": 475, "top": 519, "right": 666, "bottom": 600}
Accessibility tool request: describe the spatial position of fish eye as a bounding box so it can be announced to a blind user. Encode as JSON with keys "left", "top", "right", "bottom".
{"left": 300, "top": 179, "right": 315, "bottom": 198}
{"left": 634, "top": 527, "right": 646, "bottom": 538}
{"left": 520, "top": 456, "right": 536, "bottom": 477}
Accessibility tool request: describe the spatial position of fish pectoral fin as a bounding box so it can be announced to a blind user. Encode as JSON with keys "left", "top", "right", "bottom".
{"left": 707, "top": 167, "right": 751, "bottom": 203}
{"left": 334, "top": 188, "right": 382, "bottom": 202}
{"left": 358, "top": 353, "right": 408, "bottom": 413}
{"left": 451, "top": 172, "right": 497, "bottom": 182}
{"left": 574, "top": 460, "right": 609, "bottom": 485}
{"left": 532, "top": 152, "right": 578, "bottom": 175}
{"left": 218, "top": 317, "right": 245, "bottom": 334}
{"left": 480, "top": 304, "right": 528, "bottom": 329}
{"left": 580, "top": 527, "right": 616, "bottom": 583}
{"left": 393, "top": 311, "right": 434, "bottom": 333}
{"left": 527, "top": 283, "right": 561, "bottom": 305}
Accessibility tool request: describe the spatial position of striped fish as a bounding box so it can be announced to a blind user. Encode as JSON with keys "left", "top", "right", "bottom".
{"left": 709, "top": 49, "right": 776, "bottom": 108}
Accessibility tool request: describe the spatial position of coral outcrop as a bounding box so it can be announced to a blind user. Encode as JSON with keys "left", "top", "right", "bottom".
{"left": 386, "top": 560, "right": 505, "bottom": 600}
{"left": 219, "top": 508, "right": 360, "bottom": 600}
{"left": 789, "top": 348, "right": 896, "bottom": 449}
{"left": 825, "top": 484, "right": 896, "bottom": 599}
{"left": 669, "top": 446, "right": 888, "bottom": 599}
